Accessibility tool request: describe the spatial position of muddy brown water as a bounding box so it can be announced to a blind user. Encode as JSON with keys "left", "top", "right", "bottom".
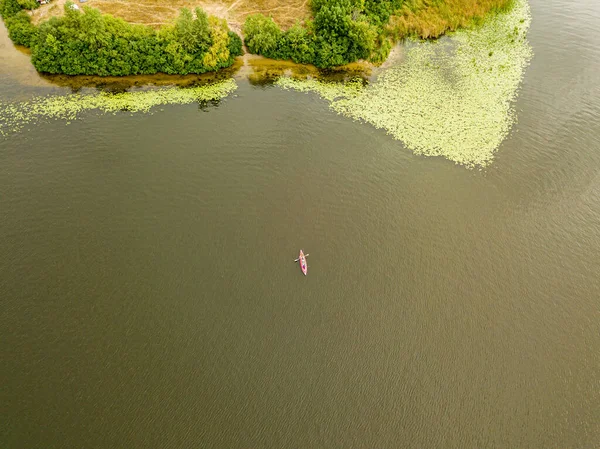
{"left": 1, "top": 1, "right": 599, "bottom": 447}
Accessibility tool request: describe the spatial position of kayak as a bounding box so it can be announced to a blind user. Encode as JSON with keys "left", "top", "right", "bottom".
{"left": 298, "top": 250, "right": 308, "bottom": 276}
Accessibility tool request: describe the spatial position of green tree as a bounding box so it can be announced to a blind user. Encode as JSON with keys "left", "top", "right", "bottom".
{"left": 5, "top": 10, "right": 37, "bottom": 46}
{"left": 227, "top": 31, "right": 243, "bottom": 57}
{"left": 30, "top": 3, "right": 238, "bottom": 76}
{"left": 173, "top": 8, "right": 212, "bottom": 55}
{"left": 202, "top": 16, "right": 230, "bottom": 70}
{"left": 363, "top": 0, "right": 403, "bottom": 27}
{"left": 278, "top": 23, "right": 315, "bottom": 64}
{"left": 312, "top": 0, "right": 377, "bottom": 67}
{"left": 240, "top": 0, "right": 405, "bottom": 67}
{"left": 0, "top": 0, "right": 23, "bottom": 17}
{"left": 243, "top": 14, "right": 281, "bottom": 58}
{"left": 17, "top": 0, "right": 38, "bottom": 10}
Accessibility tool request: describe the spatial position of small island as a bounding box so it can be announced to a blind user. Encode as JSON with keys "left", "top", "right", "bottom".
{"left": 0, "top": 0, "right": 513, "bottom": 76}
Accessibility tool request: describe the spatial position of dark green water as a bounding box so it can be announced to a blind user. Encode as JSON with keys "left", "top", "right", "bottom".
{"left": 1, "top": 1, "right": 600, "bottom": 448}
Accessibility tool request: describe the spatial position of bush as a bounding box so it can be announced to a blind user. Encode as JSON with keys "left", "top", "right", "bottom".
{"left": 312, "top": 0, "right": 378, "bottom": 67}
{"left": 0, "top": 0, "right": 23, "bottom": 17}
{"left": 1, "top": 0, "right": 40, "bottom": 47}
{"left": 369, "top": 36, "right": 392, "bottom": 64}
{"left": 5, "top": 10, "right": 37, "bottom": 46}
{"left": 243, "top": 14, "right": 281, "bottom": 59}
{"left": 227, "top": 31, "right": 243, "bottom": 57}
{"left": 277, "top": 23, "right": 315, "bottom": 64}
{"left": 30, "top": 4, "right": 239, "bottom": 75}
{"left": 364, "top": 0, "right": 403, "bottom": 27}
{"left": 17, "top": 0, "right": 39, "bottom": 10}
{"left": 172, "top": 7, "right": 212, "bottom": 55}
{"left": 242, "top": 0, "right": 386, "bottom": 68}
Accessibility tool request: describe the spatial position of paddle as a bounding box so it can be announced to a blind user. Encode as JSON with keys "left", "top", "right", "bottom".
{"left": 294, "top": 254, "right": 309, "bottom": 262}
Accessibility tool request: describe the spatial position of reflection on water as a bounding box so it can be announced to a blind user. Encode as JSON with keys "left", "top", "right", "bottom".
{"left": 39, "top": 67, "right": 242, "bottom": 93}
{"left": 35, "top": 55, "right": 372, "bottom": 91}
{"left": 239, "top": 55, "right": 372, "bottom": 87}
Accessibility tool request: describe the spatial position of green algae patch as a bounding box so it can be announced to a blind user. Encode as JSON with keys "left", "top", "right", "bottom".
{"left": 276, "top": 0, "right": 533, "bottom": 168}
{"left": 275, "top": 77, "right": 364, "bottom": 102}
{"left": 0, "top": 79, "right": 237, "bottom": 136}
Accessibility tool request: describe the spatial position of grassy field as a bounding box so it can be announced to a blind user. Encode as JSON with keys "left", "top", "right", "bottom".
{"left": 388, "top": 0, "right": 514, "bottom": 39}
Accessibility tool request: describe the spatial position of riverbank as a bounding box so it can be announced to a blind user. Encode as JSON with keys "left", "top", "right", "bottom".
{"left": 241, "top": 0, "right": 514, "bottom": 67}
{"left": 1, "top": 0, "right": 531, "bottom": 169}
{"left": 1, "top": 0, "right": 515, "bottom": 76}
{"left": 0, "top": 26, "right": 371, "bottom": 91}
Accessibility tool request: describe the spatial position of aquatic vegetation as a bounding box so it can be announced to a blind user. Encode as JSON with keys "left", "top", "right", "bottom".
{"left": 275, "top": 0, "right": 533, "bottom": 167}
{"left": 0, "top": 79, "right": 237, "bottom": 136}
{"left": 275, "top": 77, "right": 364, "bottom": 102}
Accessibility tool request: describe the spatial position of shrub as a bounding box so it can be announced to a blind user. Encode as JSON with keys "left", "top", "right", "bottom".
{"left": 242, "top": 0, "right": 381, "bottom": 68}
{"left": 312, "top": 0, "right": 378, "bottom": 67}
{"left": 364, "top": 0, "right": 403, "bottom": 27}
{"left": 30, "top": 4, "right": 239, "bottom": 75}
{"left": 227, "top": 31, "right": 243, "bottom": 57}
{"left": 0, "top": 0, "right": 23, "bottom": 17}
{"left": 5, "top": 10, "right": 37, "bottom": 46}
{"left": 277, "top": 23, "right": 315, "bottom": 64}
{"left": 243, "top": 14, "right": 281, "bottom": 59}
{"left": 17, "top": 0, "right": 39, "bottom": 10}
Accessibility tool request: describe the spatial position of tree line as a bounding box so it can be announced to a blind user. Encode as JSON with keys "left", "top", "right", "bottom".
{"left": 0, "top": 0, "right": 243, "bottom": 75}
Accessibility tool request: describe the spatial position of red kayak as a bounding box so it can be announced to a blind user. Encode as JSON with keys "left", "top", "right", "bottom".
{"left": 296, "top": 250, "right": 309, "bottom": 275}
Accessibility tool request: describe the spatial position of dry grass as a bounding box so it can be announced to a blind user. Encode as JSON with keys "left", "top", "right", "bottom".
{"left": 387, "top": 0, "right": 513, "bottom": 39}
{"left": 30, "top": 0, "right": 311, "bottom": 32}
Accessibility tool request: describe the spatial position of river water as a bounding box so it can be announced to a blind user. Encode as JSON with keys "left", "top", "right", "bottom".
{"left": 1, "top": 1, "right": 599, "bottom": 448}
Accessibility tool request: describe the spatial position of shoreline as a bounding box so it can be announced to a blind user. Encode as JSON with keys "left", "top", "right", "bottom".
{"left": 0, "top": 16, "right": 373, "bottom": 91}
{"left": 1, "top": 0, "right": 513, "bottom": 81}
{"left": 1, "top": 0, "right": 532, "bottom": 169}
